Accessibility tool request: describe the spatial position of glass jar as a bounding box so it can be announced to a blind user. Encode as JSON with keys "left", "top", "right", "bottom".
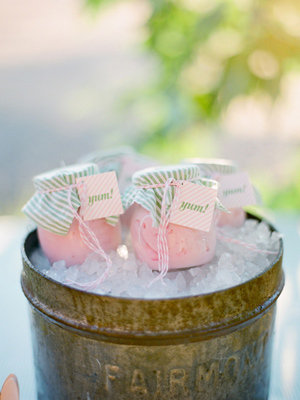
{"left": 79, "top": 147, "right": 157, "bottom": 229}
{"left": 130, "top": 204, "right": 216, "bottom": 270}
{"left": 23, "top": 163, "right": 122, "bottom": 267}
{"left": 38, "top": 216, "right": 121, "bottom": 266}
{"left": 183, "top": 158, "right": 246, "bottom": 228}
{"left": 124, "top": 164, "right": 219, "bottom": 271}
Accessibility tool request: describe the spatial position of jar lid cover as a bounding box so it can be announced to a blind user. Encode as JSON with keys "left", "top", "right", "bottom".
{"left": 33, "top": 163, "right": 97, "bottom": 191}
{"left": 132, "top": 164, "right": 200, "bottom": 187}
{"left": 182, "top": 158, "right": 238, "bottom": 177}
{"left": 23, "top": 163, "right": 118, "bottom": 235}
{"left": 79, "top": 147, "right": 157, "bottom": 193}
{"left": 122, "top": 164, "right": 224, "bottom": 228}
{"left": 79, "top": 146, "right": 135, "bottom": 165}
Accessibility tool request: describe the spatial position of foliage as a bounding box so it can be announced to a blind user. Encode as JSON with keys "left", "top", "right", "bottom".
{"left": 86, "top": 0, "right": 300, "bottom": 209}
{"left": 86, "top": 0, "right": 300, "bottom": 138}
{"left": 254, "top": 149, "right": 300, "bottom": 210}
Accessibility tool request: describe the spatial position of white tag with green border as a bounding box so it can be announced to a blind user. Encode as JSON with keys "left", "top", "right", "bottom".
{"left": 77, "top": 171, "right": 124, "bottom": 221}
{"left": 169, "top": 182, "right": 218, "bottom": 232}
{"left": 218, "top": 172, "right": 256, "bottom": 208}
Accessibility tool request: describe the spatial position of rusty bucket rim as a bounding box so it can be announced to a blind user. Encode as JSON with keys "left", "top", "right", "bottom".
{"left": 20, "top": 213, "right": 284, "bottom": 341}
{"left": 21, "top": 214, "right": 283, "bottom": 302}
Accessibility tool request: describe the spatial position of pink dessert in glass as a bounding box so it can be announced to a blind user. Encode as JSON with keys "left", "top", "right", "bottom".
{"left": 217, "top": 208, "right": 246, "bottom": 228}
{"left": 130, "top": 205, "right": 216, "bottom": 270}
{"left": 38, "top": 215, "right": 121, "bottom": 266}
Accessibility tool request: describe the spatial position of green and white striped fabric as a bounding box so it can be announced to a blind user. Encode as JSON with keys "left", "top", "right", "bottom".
{"left": 122, "top": 165, "right": 225, "bottom": 227}
{"left": 183, "top": 158, "right": 262, "bottom": 205}
{"left": 22, "top": 163, "right": 118, "bottom": 236}
{"left": 79, "top": 146, "right": 133, "bottom": 178}
{"left": 182, "top": 158, "right": 238, "bottom": 178}
{"left": 79, "top": 146, "right": 157, "bottom": 194}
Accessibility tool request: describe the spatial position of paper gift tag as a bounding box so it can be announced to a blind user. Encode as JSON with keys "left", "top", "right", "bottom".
{"left": 218, "top": 172, "right": 256, "bottom": 208}
{"left": 76, "top": 172, "right": 124, "bottom": 221}
{"left": 170, "top": 182, "right": 218, "bottom": 232}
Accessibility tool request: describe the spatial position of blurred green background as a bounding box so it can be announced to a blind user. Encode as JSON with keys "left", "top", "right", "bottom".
{"left": 0, "top": 0, "right": 300, "bottom": 214}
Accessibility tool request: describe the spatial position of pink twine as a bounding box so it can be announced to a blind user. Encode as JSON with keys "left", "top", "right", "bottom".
{"left": 217, "top": 228, "right": 278, "bottom": 255}
{"left": 139, "top": 179, "right": 277, "bottom": 286}
{"left": 39, "top": 182, "right": 112, "bottom": 290}
{"left": 139, "top": 178, "right": 183, "bottom": 285}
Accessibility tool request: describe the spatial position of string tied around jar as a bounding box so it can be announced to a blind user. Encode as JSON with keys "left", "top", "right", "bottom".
{"left": 38, "top": 181, "right": 113, "bottom": 289}
{"left": 137, "top": 179, "right": 278, "bottom": 286}
{"left": 139, "top": 177, "right": 184, "bottom": 284}
{"left": 216, "top": 228, "right": 279, "bottom": 255}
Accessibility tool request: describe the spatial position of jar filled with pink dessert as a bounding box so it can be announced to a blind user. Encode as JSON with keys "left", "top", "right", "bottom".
{"left": 183, "top": 158, "right": 258, "bottom": 228}
{"left": 22, "top": 163, "right": 122, "bottom": 266}
{"left": 122, "top": 164, "right": 225, "bottom": 273}
{"left": 79, "top": 146, "right": 157, "bottom": 229}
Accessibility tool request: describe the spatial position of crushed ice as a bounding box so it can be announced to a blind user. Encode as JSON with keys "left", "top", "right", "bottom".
{"left": 30, "top": 219, "right": 282, "bottom": 299}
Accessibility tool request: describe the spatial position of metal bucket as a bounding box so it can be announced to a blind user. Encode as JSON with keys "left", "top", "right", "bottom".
{"left": 21, "top": 217, "right": 284, "bottom": 400}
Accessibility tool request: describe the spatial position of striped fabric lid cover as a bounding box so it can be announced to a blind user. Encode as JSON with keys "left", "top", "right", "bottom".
{"left": 122, "top": 164, "right": 224, "bottom": 227}
{"left": 184, "top": 158, "right": 262, "bottom": 205}
{"left": 79, "top": 146, "right": 156, "bottom": 194}
{"left": 182, "top": 158, "right": 238, "bottom": 178}
{"left": 22, "top": 163, "right": 118, "bottom": 236}
{"left": 80, "top": 146, "right": 134, "bottom": 174}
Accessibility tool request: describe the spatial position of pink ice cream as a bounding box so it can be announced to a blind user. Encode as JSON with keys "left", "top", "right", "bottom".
{"left": 217, "top": 208, "right": 246, "bottom": 228}
{"left": 38, "top": 217, "right": 121, "bottom": 266}
{"left": 130, "top": 205, "right": 216, "bottom": 270}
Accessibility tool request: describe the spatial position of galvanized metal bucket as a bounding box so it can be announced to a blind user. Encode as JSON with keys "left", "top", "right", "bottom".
{"left": 21, "top": 217, "right": 284, "bottom": 400}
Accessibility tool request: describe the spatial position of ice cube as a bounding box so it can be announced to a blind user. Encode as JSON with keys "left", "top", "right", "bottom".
{"left": 30, "top": 216, "right": 281, "bottom": 299}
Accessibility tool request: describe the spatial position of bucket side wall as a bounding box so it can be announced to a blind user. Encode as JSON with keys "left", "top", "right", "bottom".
{"left": 30, "top": 304, "right": 276, "bottom": 400}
